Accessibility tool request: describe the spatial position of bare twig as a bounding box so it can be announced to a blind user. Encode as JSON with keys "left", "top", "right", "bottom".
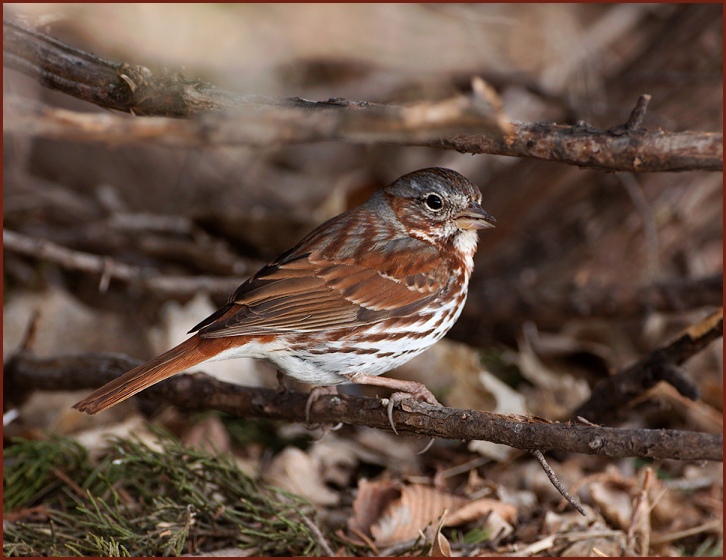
{"left": 620, "top": 94, "right": 651, "bottom": 132}
{"left": 530, "top": 450, "right": 586, "bottom": 516}
{"left": 4, "top": 352, "right": 722, "bottom": 462}
{"left": 574, "top": 308, "right": 723, "bottom": 423}
{"left": 3, "top": 17, "right": 722, "bottom": 172}
{"left": 3, "top": 229, "right": 242, "bottom": 298}
{"left": 299, "top": 514, "right": 334, "bottom": 557}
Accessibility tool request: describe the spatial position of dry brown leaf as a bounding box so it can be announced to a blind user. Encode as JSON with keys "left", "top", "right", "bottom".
{"left": 351, "top": 427, "right": 423, "bottom": 474}
{"left": 561, "top": 535, "right": 625, "bottom": 557}
{"left": 370, "top": 484, "right": 468, "bottom": 547}
{"left": 444, "top": 497, "right": 517, "bottom": 526}
{"left": 542, "top": 506, "right": 601, "bottom": 535}
{"left": 647, "top": 383, "right": 723, "bottom": 434}
{"left": 427, "top": 510, "right": 452, "bottom": 557}
{"left": 308, "top": 436, "right": 358, "bottom": 488}
{"left": 394, "top": 339, "right": 487, "bottom": 409}
{"left": 589, "top": 481, "right": 633, "bottom": 531}
{"left": 263, "top": 446, "right": 339, "bottom": 506}
{"left": 348, "top": 479, "right": 402, "bottom": 537}
{"left": 3, "top": 286, "right": 137, "bottom": 362}
{"left": 429, "top": 530, "right": 451, "bottom": 557}
{"left": 72, "top": 416, "right": 163, "bottom": 458}
{"left": 182, "top": 414, "right": 231, "bottom": 455}
{"left": 516, "top": 326, "right": 591, "bottom": 418}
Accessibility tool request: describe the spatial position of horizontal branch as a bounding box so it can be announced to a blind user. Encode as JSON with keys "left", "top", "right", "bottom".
{"left": 2, "top": 93, "right": 509, "bottom": 145}
{"left": 3, "top": 17, "right": 722, "bottom": 172}
{"left": 5, "top": 352, "right": 722, "bottom": 462}
{"left": 3, "top": 229, "right": 242, "bottom": 297}
{"left": 425, "top": 121, "right": 723, "bottom": 172}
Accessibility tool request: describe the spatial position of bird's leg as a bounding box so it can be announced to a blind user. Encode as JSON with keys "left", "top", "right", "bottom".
{"left": 344, "top": 373, "right": 441, "bottom": 434}
{"left": 305, "top": 385, "right": 340, "bottom": 424}
{"left": 276, "top": 370, "right": 289, "bottom": 394}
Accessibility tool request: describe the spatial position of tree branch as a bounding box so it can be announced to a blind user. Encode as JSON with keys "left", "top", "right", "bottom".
{"left": 574, "top": 308, "right": 723, "bottom": 423}
{"left": 3, "top": 229, "right": 242, "bottom": 298}
{"left": 4, "top": 352, "right": 722, "bottom": 462}
{"left": 3, "top": 17, "right": 722, "bottom": 172}
{"left": 423, "top": 120, "right": 722, "bottom": 172}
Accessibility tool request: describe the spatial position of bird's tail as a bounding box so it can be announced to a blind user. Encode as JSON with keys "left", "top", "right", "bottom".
{"left": 73, "top": 335, "right": 223, "bottom": 414}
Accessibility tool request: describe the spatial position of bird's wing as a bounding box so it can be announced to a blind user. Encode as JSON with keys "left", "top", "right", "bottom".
{"left": 195, "top": 239, "right": 450, "bottom": 339}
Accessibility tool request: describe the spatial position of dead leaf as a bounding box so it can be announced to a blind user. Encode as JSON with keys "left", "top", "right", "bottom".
{"left": 182, "top": 414, "right": 231, "bottom": 455}
{"left": 263, "top": 446, "right": 339, "bottom": 506}
{"left": 444, "top": 497, "right": 517, "bottom": 526}
{"left": 371, "top": 485, "right": 468, "bottom": 546}
{"left": 562, "top": 535, "right": 624, "bottom": 557}
{"left": 348, "top": 479, "right": 402, "bottom": 537}
{"left": 589, "top": 481, "right": 633, "bottom": 531}
{"left": 427, "top": 510, "right": 452, "bottom": 557}
{"left": 309, "top": 436, "right": 358, "bottom": 488}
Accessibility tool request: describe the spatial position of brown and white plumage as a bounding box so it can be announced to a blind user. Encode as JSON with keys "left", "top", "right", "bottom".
{"left": 73, "top": 168, "right": 495, "bottom": 415}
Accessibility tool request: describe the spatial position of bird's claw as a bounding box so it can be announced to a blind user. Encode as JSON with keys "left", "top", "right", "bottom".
{"left": 305, "top": 385, "right": 340, "bottom": 424}
{"left": 384, "top": 386, "right": 441, "bottom": 435}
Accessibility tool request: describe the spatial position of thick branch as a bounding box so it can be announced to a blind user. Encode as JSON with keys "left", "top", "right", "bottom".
{"left": 424, "top": 121, "right": 722, "bottom": 172}
{"left": 2, "top": 16, "right": 278, "bottom": 117}
{"left": 4, "top": 352, "right": 722, "bottom": 462}
{"left": 3, "top": 17, "right": 722, "bottom": 172}
{"left": 574, "top": 308, "right": 723, "bottom": 423}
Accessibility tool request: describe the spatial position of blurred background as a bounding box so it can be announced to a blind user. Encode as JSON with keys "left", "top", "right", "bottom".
{"left": 2, "top": 4, "right": 723, "bottom": 556}
{"left": 4, "top": 1, "right": 721, "bottom": 403}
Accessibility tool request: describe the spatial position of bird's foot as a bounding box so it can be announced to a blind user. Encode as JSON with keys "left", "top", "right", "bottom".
{"left": 305, "top": 385, "right": 340, "bottom": 424}
{"left": 385, "top": 385, "right": 441, "bottom": 435}
{"left": 343, "top": 373, "right": 441, "bottom": 434}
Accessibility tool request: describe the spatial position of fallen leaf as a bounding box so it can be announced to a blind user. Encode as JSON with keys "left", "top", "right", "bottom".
{"left": 444, "top": 497, "right": 517, "bottom": 526}
{"left": 263, "top": 446, "right": 339, "bottom": 506}
{"left": 348, "top": 479, "right": 402, "bottom": 537}
{"left": 589, "top": 481, "right": 633, "bottom": 531}
{"left": 371, "top": 484, "right": 468, "bottom": 547}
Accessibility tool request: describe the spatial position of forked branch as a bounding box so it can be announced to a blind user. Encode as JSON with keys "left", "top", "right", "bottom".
{"left": 3, "top": 17, "right": 722, "bottom": 172}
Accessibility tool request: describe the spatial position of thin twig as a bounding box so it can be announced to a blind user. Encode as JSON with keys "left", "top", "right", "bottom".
{"left": 300, "top": 514, "right": 334, "bottom": 557}
{"left": 3, "top": 229, "right": 242, "bottom": 298}
{"left": 621, "top": 94, "right": 651, "bottom": 132}
{"left": 649, "top": 518, "right": 723, "bottom": 546}
{"left": 530, "top": 450, "right": 586, "bottom": 515}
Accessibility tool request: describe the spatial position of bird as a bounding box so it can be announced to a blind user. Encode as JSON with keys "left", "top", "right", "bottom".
{"left": 73, "top": 167, "right": 495, "bottom": 429}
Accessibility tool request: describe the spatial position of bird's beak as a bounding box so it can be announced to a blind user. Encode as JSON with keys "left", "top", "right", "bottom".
{"left": 456, "top": 202, "right": 496, "bottom": 230}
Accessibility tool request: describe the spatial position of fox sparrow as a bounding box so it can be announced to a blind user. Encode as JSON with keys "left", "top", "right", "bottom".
{"left": 73, "top": 168, "right": 495, "bottom": 428}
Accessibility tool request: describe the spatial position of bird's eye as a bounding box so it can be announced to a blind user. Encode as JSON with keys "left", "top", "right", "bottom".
{"left": 425, "top": 193, "right": 443, "bottom": 211}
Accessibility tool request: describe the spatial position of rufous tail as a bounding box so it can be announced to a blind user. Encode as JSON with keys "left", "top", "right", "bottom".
{"left": 73, "top": 335, "right": 224, "bottom": 414}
